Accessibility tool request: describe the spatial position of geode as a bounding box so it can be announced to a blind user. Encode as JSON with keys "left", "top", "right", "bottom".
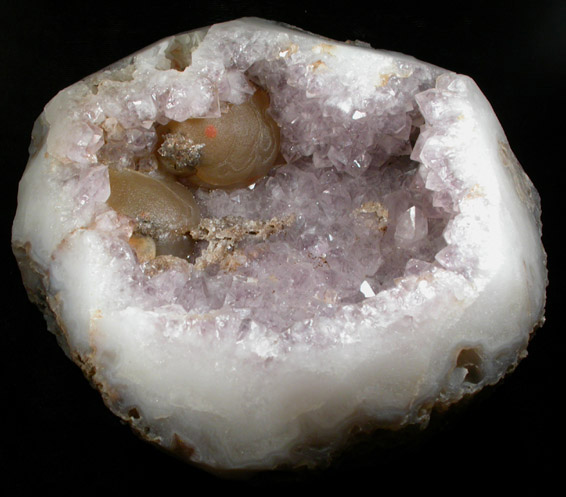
{"left": 11, "top": 18, "right": 547, "bottom": 472}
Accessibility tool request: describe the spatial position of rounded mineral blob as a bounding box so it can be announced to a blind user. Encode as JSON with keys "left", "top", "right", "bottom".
{"left": 11, "top": 18, "right": 547, "bottom": 474}
{"left": 157, "top": 88, "right": 281, "bottom": 188}
{"left": 107, "top": 168, "right": 201, "bottom": 237}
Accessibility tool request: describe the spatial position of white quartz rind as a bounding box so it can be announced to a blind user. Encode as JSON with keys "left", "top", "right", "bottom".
{"left": 12, "top": 18, "right": 546, "bottom": 470}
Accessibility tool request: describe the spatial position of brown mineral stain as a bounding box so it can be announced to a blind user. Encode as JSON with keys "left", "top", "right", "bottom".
{"left": 378, "top": 74, "right": 392, "bottom": 87}
{"left": 498, "top": 139, "right": 512, "bottom": 166}
{"left": 143, "top": 254, "right": 192, "bottom": 276}
{"left": 91, "top": 309, "right": 103, "bottom": 320}
{"left": 128, "top": 234, "right": 156, "bottom": 263}
{"left": 279, "top": 43, "right": 298, "bottom": 58}
{"left": 189, "top": 214, "right": 295, "bottom": 271}
{"left": 172, "top": 433, "right": 196, "bottom": 461}
{"left": 353, "top": 201, "right": 389, "bottom": 231}
{"left": 312, "top": 43, "right": 335, "bottom": 55}
{"left": 85, "top": 331, "right": 122, "bottom": 404}
{"left": 310, "top": 60, "right": 326, "bottom": 71}
{"left": 464, "top": 184, "right": 486, "bottom": 200}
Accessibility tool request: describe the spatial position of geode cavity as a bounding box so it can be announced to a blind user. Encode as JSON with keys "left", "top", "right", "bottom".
{"left": 12, "top": 18, "right": 547, "bottom": 472}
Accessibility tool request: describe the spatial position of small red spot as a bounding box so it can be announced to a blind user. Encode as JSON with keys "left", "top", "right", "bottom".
{"left": 205, "top": 125, "right": 217, "bottom": 139}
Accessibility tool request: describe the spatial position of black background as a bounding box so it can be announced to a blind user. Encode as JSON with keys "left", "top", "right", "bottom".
{"left": 2, "top": 0, "right": 564, "bottom": 492}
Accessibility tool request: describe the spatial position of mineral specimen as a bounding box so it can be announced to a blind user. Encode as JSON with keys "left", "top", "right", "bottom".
{"left": 11, "top": 18, "right": 547, "bottom": 473}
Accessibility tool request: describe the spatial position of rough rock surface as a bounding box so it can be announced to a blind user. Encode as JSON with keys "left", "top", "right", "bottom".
{"left": 12, "top": 18, "right": 547, "bottom": 472}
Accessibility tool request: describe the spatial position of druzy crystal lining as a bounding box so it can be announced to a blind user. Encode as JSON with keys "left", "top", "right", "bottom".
{"left": 105, "top": 52, "right": 447, "bottom": 339}
{"left": 34, "top": 20, "right": 458, "bottom": 342}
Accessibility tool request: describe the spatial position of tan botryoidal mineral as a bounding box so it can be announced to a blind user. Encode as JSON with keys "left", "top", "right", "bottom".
{"left": 156, "top": 88, "right": 281, "bottom": 188}
{"left": 11, "top": 18, "right": 547, "bottom": 473}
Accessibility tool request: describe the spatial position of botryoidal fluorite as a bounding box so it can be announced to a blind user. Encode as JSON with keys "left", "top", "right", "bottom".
{"left": 12, "top": 18, "right": 547, "bottom": 472}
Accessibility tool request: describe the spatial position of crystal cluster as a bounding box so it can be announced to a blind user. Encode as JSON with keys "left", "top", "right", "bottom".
{"left": 12, "top": 18, "right": 546, "bottom": 472}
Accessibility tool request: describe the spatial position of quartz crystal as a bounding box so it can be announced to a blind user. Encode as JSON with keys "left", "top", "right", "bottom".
{"left": 11, "top": 18, "right": 547, "bottom": 472}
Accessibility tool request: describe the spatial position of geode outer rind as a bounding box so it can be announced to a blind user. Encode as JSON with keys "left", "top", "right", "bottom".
{"left": 12, "top": 18, "right": 546, "bottom": 471}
